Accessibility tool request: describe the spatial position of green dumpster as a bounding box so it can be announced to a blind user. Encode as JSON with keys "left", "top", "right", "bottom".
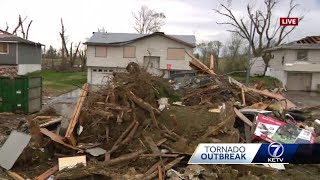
{"left": 0, "top": 76, "right": 42, "bottom": 114}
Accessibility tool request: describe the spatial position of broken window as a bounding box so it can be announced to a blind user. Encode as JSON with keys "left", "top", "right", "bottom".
{"left": 167, "top": 48, "right": 185, "bottom": 60}
{"left": 0, "top": 43, "right": 8, "bottom": 54}
{"left": 123, "top": 46, "right": 136, "bottom": 58}
{"left": 297, "top": 50, "right": 308, "bottom": 61}
{"left": 95, "top": 46, "right": 107, "bottom": 57}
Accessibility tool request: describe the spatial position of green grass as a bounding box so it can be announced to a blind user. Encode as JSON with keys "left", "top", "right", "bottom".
{"left": 231, "top": 75, "right": 281, "bottom": 89}
{"left": 28, "top": 70, "right": 87, "bottom": 96}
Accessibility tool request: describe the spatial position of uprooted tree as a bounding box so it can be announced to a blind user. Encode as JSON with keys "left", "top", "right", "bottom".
{"left": 214, "top": 0, "right": 304, "bottom": 75}
{"left": 0, "top": 15, "right": 33, "bottom": 39}
{"left": 132, "top": 6, "right": 166, "bottom": 34}
{"left": 59, "top": 18, "right": 81, "bottom": 69}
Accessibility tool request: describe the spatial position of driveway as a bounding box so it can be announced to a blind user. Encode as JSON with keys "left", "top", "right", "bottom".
{"left": 283, "top": 91, "right": 320, "bottom": 108}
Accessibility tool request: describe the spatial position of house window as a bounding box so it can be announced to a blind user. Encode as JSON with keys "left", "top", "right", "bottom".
{"left": 123, "top": 46, "right": 135, "bottom": 58}
{"left": 167, "top": 48, "right": 185, "bottom": 60}
{"left": 95, "top": 46, "right": 107, "bottom": 57}
{"left": 297, "top": 50, "right": 308, "bottom": 61}
{"left": 0, "top": 43, "right": 9, "bottom": 54}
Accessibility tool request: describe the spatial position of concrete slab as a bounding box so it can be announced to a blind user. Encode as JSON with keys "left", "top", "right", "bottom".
{"left": 0, "top": 131, "right": 31, "bottom": 170}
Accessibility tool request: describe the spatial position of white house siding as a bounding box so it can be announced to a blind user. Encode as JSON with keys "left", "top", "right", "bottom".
{"left": 86, "top": 35, "right": 192, "bottom": 70}
{"left": 268, "top": 50, "right": 320, "bottom": 91}
{"left": 311, "top": 73, "right": 320, "bottom": 91}
{"left": 250, "top": 57, "right": 265, "bottom": 76}
{"left": 17, "top": 64, "right": 41, "bottom": 75}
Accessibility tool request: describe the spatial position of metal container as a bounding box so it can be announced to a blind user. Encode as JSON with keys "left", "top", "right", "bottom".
{"left": 0, "top": 76, "right": 42, "bottom": 113}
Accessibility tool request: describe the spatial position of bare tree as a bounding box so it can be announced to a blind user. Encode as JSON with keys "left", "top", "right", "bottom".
{"left": 1, "top": 15, "right": 33, "bottom": 39}
{"left": 59, "top": 18, "right": 81, "bottom": 69}
{"left": 132, "top": 6, "right": 166, "bottom": 34}
{"left": 214, "top": 0, "right": 304, "bottom": 75}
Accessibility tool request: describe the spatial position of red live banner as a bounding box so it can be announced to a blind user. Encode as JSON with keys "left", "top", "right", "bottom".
{"left": 280, "top": 17, "right": 299, "bottom": 26}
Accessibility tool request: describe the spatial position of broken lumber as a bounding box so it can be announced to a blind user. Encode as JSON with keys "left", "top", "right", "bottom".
{"left": 233, "top": 108, "right": 253, "bottom": 127}
{"left": 40, "top": 128, "right": 82, "bottom": 151}
{"left": 201, "top": 111, "right": 235, "bottom": 138}
{"left": 35, "top": 165, "right": 59, "bottom": 180}
{"left": 144, "top": 156, "right": 184, "bottom": 180}
{"left": 144, "top": 135, "right": 160, "bottom": 154}
{"left": 6, "top": 171, "right": 25, "bottom": 180}
{"left": 140, "top": 154, "right": 179, "bottom": 158}
{"left": 143, "top": 159, "right": 168, "bottom": 178}
{"left": 158, "top": 165, "right": 163, "bottom": 180}
{"left": 65, "top": 83, "right": 88, "bottom": 146}
{"left": 241, "top": 88, "right": 246, "bottom": 105}
{"left": 247, "top": 88, "right": 296, "bottom": 109}
{"left": 39, "top": 116, "right": 62, "bottom": 128}
{"left": 104, "top": 150, "right": 145, "bottom": 166}
{"left": 128, "top": 91, "right": 160, "bottom": 128}
{"left": 185, "top": 50, "right": 215, "bottom": 75}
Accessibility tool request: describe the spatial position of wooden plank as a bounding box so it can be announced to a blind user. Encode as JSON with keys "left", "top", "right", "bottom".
{"left": 58, "top": 156, "right": 86, "bottom": 171}
{"left": 40, "top": 128, "right": 82, "bottom": 151}
{"left": 6, "top": 171, "right": 25, "bottom": 180}
{"left": 140, "top": 154, "right": 179, "bottom": 158}
{"left": 35, "top": 165, "right": 59, "bottom": 180}
{"left": 144, "top": 136, "right": 160, "bottom": 154}
{"left": 65, "top": 83, "right": 88, "bottom": 146}
{"left": 244, "top": 124, "right": 251, "bottom": 143}
{"left": 39, "top": 117, "right": 62, "bottom": 128}
{"left": 156, "top": 138, "right": 167, "bottom": 146}
{"left": 234, "top": 108, "right": 253, "bottom": 127}
{"left": 158, "top": 165, "right": 163, "bottom": 180}
{"left": 144, "top": 156, "right": 184, "bottom": 180}
{"left": 247, "top": 88, "right": 296, "bottom": 109}
{"left": 241, "top": 88, "right": 246, "bottom": 105}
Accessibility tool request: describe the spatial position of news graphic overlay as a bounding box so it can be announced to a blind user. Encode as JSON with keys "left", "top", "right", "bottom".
{"left": 189, "top": 143, "right": 320, "bottom": 164}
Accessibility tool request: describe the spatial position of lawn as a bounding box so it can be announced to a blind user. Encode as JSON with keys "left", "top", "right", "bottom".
{"left": 231, "top": 75, "right": 281, "bottom": 90}
{"left": 28, "top": 70, "right": 87, "bottom": 96}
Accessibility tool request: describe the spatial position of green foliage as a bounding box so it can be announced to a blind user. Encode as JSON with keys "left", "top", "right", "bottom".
{"left": 28, "top": 70, "right": 87, "bottom": 95}
{"left": 196, "top": 41, "right": 222, "bottom": 67}
{"left": 231, "top": 75, "right": 281, "bottom": 89}
{"left": 219, "top": 55, "right": 247, "bottom": 74}
{"left": 46, "top": 45, "right": 57, "bottom": 59}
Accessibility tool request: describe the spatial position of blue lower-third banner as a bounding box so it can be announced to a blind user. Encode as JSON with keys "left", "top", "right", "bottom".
{"left": 188, "top": 143, "right": 320, "bottom": 164}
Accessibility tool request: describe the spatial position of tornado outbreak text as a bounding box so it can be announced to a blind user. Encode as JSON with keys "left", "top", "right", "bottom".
{"left": 200, "top": 145, "right": 246, "bottom": 160}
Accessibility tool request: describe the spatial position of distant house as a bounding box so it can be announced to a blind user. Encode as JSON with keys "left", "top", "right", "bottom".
{"left": 0, "top": 33, "right": 43, "bottom": 75}
{"left": 84, "top": 32, "right": 196, "bottom": 84}
{"left": 265, "top": 36, "right": 320, "bottom": 91}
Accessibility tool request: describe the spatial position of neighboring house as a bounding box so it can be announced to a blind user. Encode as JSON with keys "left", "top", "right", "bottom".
{"left": 250, "top": 57, "right": 265, "bottom": 76}
{"left": 265, "top": 36, "right": 320, "bottom": 91}
{"left": 0, "top": 33, "right": 43, "bottom": 75}
{"left": 84, "top": 32, "right": 196, "bottom": 84}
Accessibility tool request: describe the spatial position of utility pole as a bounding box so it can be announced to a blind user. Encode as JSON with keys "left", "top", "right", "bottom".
{"left": 246, "top": 17, "right": 253, "bottom": 86}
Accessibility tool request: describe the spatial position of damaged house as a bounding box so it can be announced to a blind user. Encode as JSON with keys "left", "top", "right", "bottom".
{"left": 84, "top": 32, "right": 196, "bottom": 84}
{"left": 266, "top": 36, "right": 320, "bottom": 91}
{"left": 0, "top": 32, "right": 43, "bottom": 75}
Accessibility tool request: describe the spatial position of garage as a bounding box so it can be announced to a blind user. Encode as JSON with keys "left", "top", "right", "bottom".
{"left": 287, "top": 72, "right": 312, "bottom": 91}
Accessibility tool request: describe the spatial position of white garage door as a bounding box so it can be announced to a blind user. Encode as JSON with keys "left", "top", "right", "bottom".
{"left": 90, "top": 68, "right": 113, "bottom": 85}
{"left": 287, "top": 72, "right": 312, "bottom": 91}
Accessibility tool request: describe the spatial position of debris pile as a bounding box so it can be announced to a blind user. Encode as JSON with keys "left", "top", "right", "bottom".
{"left": 0, "top": 66, "right": 18, "bottom": 79}
{"left": 0, "top": 62, "right": 319, "bottom": 179}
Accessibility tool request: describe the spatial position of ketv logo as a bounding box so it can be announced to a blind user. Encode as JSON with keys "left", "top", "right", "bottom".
{"left": 268, "top": 142, "right": 284, "bottom": 163}
{"left": 280, "top": 17, "right": 299, "bottom": 26}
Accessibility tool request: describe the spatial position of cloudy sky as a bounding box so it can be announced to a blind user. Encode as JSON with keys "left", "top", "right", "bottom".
{"left": 1, "top": 0, "right": 319, "bottom": 49}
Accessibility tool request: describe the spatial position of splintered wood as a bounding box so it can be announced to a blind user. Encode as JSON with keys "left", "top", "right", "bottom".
{"left": 65, "top": 83, "right": 88, "bottom": 146}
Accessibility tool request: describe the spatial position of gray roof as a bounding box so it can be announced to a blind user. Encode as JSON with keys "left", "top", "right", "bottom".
{"left": 0, "top": 33, "right": 42, "bottom": 45}
{"left": 266, "top": 36, "right": 320, "bottom": 51}
{"left": 85, "top": 32, "right": 196, "bottom": 47}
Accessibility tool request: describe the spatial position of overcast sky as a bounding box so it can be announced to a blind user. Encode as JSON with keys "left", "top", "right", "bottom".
{"left": 1, "top": 0, "right": 319, "bottom": 49}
